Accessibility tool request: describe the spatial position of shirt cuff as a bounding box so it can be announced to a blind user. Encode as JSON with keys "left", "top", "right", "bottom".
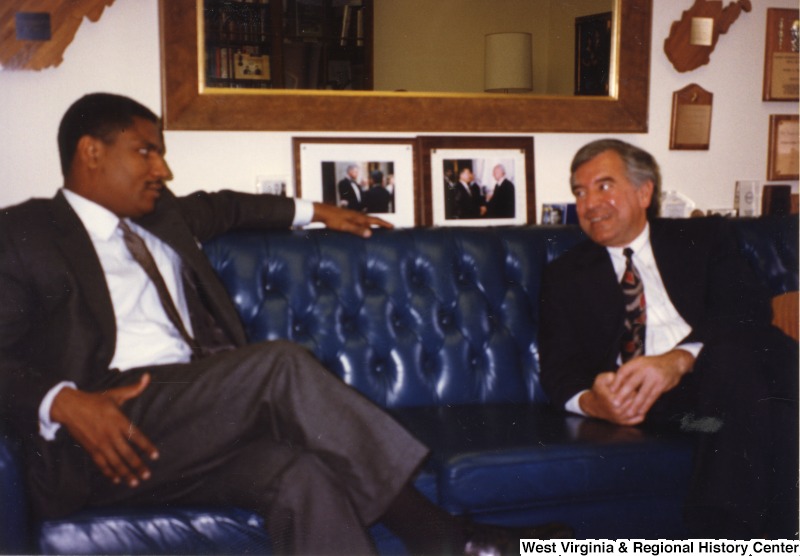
{"left": 292, "top": 199, "right": 315, "bottom": 228}
{"left": 565, "top": 390, "right": 589, "bottom": 416}
{"left": 675, "top": 342, "right": 703, "bottom": 360}
{"left": 39, "top": 381, "right": 77, "bottom": 441}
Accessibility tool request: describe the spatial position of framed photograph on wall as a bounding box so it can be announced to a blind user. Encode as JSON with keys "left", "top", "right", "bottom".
{"left": 762, "top": 8, "right": 799, "bottom": 101}
{"left": 417, "top": 136, "right": 535, "bottom": 227}
{"left": 767, "top": 114, "right": 799, "bottom": 180}
{"left": 292, "top": 137, "right": 418, "bottom": 227}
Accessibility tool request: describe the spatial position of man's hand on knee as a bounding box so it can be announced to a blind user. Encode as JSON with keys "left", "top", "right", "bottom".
{"left": 50, "top": 373, "right": 159, "bottom": 487}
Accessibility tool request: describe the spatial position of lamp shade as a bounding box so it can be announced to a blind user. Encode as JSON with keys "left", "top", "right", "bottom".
{"left": 484, "top": 32, "right": 533, "bottom": 93}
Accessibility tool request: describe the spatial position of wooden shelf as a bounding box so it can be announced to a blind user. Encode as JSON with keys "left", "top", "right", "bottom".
{"left": 201, "top": 0, "right": 372, "bottom": 91}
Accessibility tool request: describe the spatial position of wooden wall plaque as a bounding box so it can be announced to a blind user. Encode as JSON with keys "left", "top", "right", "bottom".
{"left": 0, "top": 0, "right": 115, "bottom": 70}
{"left": 670, "top": 83, "right": 713, "bottom": 150}
{"left": 664, "top": 0, "right": 751, "bottom": 73}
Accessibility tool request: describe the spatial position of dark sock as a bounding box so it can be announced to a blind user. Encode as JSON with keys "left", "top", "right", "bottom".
{"left": 380, "top": 484, "right": 466, "bottom": 554}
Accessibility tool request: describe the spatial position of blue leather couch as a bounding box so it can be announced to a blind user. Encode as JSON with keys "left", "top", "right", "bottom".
{"left": 1, "top": 217, "right": 797, "bottom": 554}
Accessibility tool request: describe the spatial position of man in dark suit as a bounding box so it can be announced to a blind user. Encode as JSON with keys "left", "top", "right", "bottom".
{"left": 446, "top": 167, "right": 485, "bottom": 220}
{"left": 539, "top": 139, "right": 798, "bottom": 539}
{"left": 0, "top": 93, "right": 567, "bottom": 555}
{"left": 337, "top": 164, "right": 365, "bottom": 212}
{"left": 485, "top": 164, "right": 515, "bottom": 219}
{"left": 364, "top": 170, "right": 392, "bottom": 214}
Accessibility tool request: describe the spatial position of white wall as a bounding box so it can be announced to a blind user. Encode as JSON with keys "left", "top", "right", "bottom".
{"left": 0, "top": 0, "right": 797, "bottom": 218}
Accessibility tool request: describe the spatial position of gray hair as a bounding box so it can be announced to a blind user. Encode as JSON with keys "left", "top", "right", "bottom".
{"left": 570, "top": 139, "right": 661, "bottom": 219}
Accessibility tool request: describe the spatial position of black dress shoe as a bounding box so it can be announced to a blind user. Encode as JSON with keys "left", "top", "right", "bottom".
{"left": 461, "top": 521, "right": 574, "bottom": 556}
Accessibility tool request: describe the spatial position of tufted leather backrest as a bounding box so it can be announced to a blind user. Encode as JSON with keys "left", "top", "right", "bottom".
{"left": 733, "top": 216, "right": 799, "bottom": 296}
{"left": 204, "top": 218, "right": 798, "bottom": 409}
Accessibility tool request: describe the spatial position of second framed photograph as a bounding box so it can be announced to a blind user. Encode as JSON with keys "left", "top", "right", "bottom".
{"left": 293, "top": 137, "right": 418, "bottom": 227}
{"left": 417, "top": 136, "right": 535, "bottom": 227}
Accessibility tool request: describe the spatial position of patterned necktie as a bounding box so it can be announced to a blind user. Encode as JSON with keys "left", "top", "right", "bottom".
{"left": 620, "top": 247, "right": 646, "bottom": 363}
{"left": 118, "top": 219, "right": 203, "bottom": 356}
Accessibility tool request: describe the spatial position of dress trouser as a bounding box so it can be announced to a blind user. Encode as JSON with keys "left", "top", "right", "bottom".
{"left": 647, "top": 328, "right": 799, "bottom": 539}
{"left": 85, "top": 340, "right": 429, "bottom": 554}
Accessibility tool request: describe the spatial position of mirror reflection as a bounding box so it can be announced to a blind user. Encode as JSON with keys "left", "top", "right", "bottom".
{"left": 202, "top": 0, "right": 615, "bottom": 96}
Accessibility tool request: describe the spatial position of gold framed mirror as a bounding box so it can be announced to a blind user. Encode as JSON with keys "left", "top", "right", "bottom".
{"left": 159, "top": 0, "right": 651, "bottom": 132}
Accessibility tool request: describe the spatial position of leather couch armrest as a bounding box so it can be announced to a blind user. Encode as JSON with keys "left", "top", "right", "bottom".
{"left": 772, "top": 291, "right": 799, "bottom": 342}
{"left": 0, "top": 433, "right": 30, "bottom": 552}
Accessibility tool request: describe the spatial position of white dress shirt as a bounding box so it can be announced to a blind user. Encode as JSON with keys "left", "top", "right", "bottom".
{"left": 348, "top": 180, "right": 362, "bottom": 202}
{"left": 39, "top": 190, "right": 314, "bottom": 439}
{"left": 564, "top": 223, "right": 702, "bottom": 415}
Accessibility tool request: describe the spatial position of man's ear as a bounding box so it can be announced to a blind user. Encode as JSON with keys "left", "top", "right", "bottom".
{"left": 76, "top": 135, "right": 104, "bottom": 170}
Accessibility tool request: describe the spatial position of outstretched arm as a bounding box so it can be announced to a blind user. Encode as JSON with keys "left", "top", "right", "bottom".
{"left": 311, "top": 202, "right": 392, "bottom": 238}
{"left": 174, "top": 190, "right": 392, "bottom": 241}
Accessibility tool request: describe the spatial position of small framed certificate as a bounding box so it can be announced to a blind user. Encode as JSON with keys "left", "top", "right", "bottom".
{"left": 762, "top": 8, "right": 799, "bottom": 101}
{"left": 767, "top": 114, "right": 799, "bottom": 180}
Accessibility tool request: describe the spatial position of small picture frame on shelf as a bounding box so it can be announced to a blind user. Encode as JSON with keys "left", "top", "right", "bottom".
{"left": 234, "top": 53, "right": 271, "bottom": 81}
{"left": 767, "top": 114, "right": 799, "bottom": 180}
{"left": 292, "top": 137, "right": 418, "bottom": 228}
{"left": 542, "top": 204, "right": 577, "bottom": 225}
{"left": 417, "top": 136, "right": 535, "bottom": 227}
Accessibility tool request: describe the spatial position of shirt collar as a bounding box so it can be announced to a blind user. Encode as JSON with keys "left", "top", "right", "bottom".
{"left": 62, "top": 188, "right": 123, "bottom": 242}
{"left": 606, "top": 222, "right": 651, "bottom": 259}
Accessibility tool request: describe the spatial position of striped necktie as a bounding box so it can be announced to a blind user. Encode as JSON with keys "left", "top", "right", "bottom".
{"left": 620, "top": 247, "right": 646, "bottom": 363}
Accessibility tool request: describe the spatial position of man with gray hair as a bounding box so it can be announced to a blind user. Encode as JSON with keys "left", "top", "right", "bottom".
{"left": 338, "top": 163, "right": 364, "bottom": 212}
{"left": 539, "top": 139, "right": 797, "bottom": 538}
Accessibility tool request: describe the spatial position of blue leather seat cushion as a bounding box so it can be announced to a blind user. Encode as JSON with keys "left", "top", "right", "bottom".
{"left": 37, "top": 507, "right": 270, "bottom": 555}
{"left": 393, "top": 404, "right": 693, "bottom": 514}
{"left": 36, "top": 473, "right": 440, "bottom": 555}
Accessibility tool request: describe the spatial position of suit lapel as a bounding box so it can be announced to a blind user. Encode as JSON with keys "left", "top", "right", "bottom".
{"left": 573, "top": 241, "right": 623, "bottom": 306}
{"left": 135, "top": 195, "right": 248, "bottom": 346}
{"left": 572, "top": 241, "right": 626, "bottom": 362}
{"left": 51, "top": 192, "right": 117, "bottom": 358}
{"left": 648, "top": 220, "right": 695, "bottom": 324}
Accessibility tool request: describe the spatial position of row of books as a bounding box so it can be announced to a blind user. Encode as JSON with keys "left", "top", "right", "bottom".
{"left": 205, "top": 3, "right": 271, "bottom": 45}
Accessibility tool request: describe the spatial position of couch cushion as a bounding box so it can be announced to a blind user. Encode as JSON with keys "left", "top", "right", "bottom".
{"left": 204, "top": 226, "right": 586, "bottom": 408}
{"left": 0, "top": 433, "right": 28, "bottom": 553}
{"left": 393, "top": 404, "right": 692, "bottom": 523}
{"left": 733, "top": 216, "right": 798, "bottom": 296}
{"left": 37, "top": 507, "right": 270, "bottom": 555}
{"left": 35, "top": 472, "right": 439, "bottom": 555}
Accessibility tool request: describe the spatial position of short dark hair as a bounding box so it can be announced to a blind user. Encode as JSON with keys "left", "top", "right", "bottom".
{"left": 58, "top": 93, "right": 159, "bottom": 176}
{"left": 570, "top": 139, "right": 661, "bottom": 219}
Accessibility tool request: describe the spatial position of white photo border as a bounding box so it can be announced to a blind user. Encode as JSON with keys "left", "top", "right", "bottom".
{"left": 417, "top": 136, "right": 536, "bottom": 227}
{"left": 430, "top": 148, "right": 528, "bottom": 227}
{"left": 292, "top": 137, "right": 418, "bottom": 228}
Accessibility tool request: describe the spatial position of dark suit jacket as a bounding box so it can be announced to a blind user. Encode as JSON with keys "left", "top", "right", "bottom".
{"left": 538, "top": 217, "right": 772, "bottom": 408}
{"left": 337, "top": 178, "right": 364, "bottom": 212}
{"left": 364, "top": 185, "right": 392, "bottom": 213}
{"left": 0, "top": 188, "right": 295, "bottom": 517}
{"left": 446, "top": 181, "right": 484, "bottom": 219}
{"left": 486, "top": 178, "right": 515, "bottom": 218}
